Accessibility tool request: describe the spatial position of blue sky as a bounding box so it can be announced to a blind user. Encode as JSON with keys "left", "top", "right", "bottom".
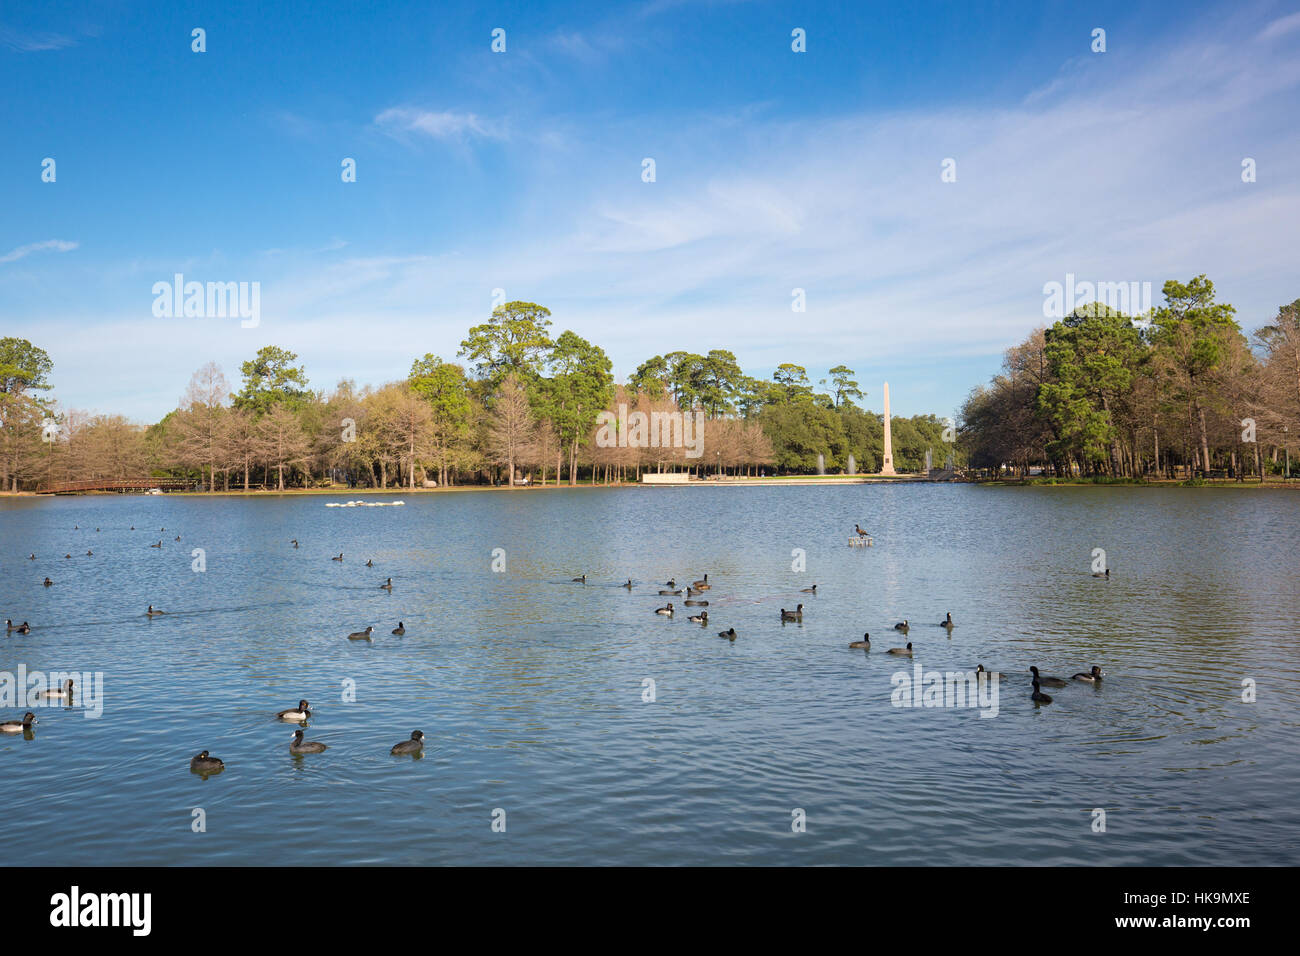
{"left": 3, "top": 0, "right": 1299, "bottom": 422}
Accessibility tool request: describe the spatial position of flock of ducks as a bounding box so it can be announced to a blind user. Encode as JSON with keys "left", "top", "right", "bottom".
{"left": 7, "top": 518, "right": 1111, "bottom": 762}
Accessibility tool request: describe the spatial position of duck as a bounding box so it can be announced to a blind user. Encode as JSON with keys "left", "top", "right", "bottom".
{"left": 854, "top": 523, "right": 870, "bottom": 538}
{"left": 190, "top": 750, "right": 224, "bottom": 773}
{"left": 887, "top": 642, "right": 913, "bottom": 656}
{"left": 37, "top": 679, "right": 73, "bottom": 699}
{"left": 572, "top": 574, "right": 586, "bottom": 583}
{"left": 1093, "top": 568, "right": 1110, "bottom": 579}
{"left": 85, "top": 550, "right": 93, "bottom": 556}
{"left": 1029, "top": 666, "right": 1068, "bottom": 688}
{"left": 289, "top": 729, "right": 327, "bottom": 754}
{"left": 174, "top": 535, "right": 181, "bottom": 541}
{"left": 684, "top": 599, "right": 708, "bottom": 607}
{"left": 849, "top": 633, "right": 871, "bottom": 650}
{"left": 688, "top": 610, "right": 708, "bottom": 624}
{"left": 391, "top": 622, "right": 405, "bottom": 635}
{"left": 391, "top": 730, "right": 425, "bottom": 755}
{"left": 658, "top": 588, "right": 682, "bottom": 595}
{"left": 150, "top": 540, "right": 163, "bottom": 548}
{"left": 622, "top": 579, "right": 633, "bottom": 589}
{"left": 27, "top": 553, "right": 35, "bottom": 560}
{"left": 42, "top": 578, "right": 52, "bottom": 587}
{"left": 686, "top": 586, "right": 703, "bottom": 596}
{"left": 12, "top": 621, "right": 30, "bottom": 634}
{"left": 655, "top": 604, "right": 674, "bottom": 615}
{"left": 893, "top": 620, "right": 909, "bottom": 632}
{"left": 64, "top": 553, "right": 71, "bottom": 559}
{"left": 975, "top": 664, "right": 1000, "bottom": 680}
{"left": 1072, "top": 666, "right": 1104, "bottom": 683}
{"left": 332, "top": 553, "right": 344, "bottom": 561}
{"left": 365, "top": 559, "right": 374, "bottom": 568}
{"left": 378, "top": 577, "right": 393, "bottom": 591}
{"left": 1031, "top": 678, "right": 1053, "bottom": 704}
{"left": 146, "top": 605, "right": 165, "bottom": 617}
{"left": 800, "top": 584, "right": 818, "bottom": 594}
{"left": 291, "top": 539, "right": 299, "bottom": 548}
{"left": 691, "top": 575, "right": 710, "bottom": 590}
{"left": 5, "top": 619, "right": 25, "bottom": 634}
{"left": 276, "top": 699, "right": 312, "bottom": 721}
{"left": 664, "top": 579, "right": 677, "bottom": 588}
{"left": 780, "top": 604, "right": 804, "bottom": 621}
{"left": 717, "top": 627, "right": 736, "bottom": 640}
{"left": 939, "top": 612, "right": 954, "bottom": 628}
{"left": 347, "top": 626, "right": 374, "bottom": 641}
{"left": 0, "top": 712, "right": 37, "bottom": 733}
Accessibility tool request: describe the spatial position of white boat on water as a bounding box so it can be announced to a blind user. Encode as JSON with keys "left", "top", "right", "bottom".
{"left": 325, "top": 499, "right": 406, "bottom": 508}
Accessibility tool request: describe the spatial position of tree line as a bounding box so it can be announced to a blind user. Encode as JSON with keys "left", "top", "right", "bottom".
{"left": 0, "top": 301, "right": 950, "bottom": 492}
{"left": 959, "top": 276, "right": 1300, "bottom": 479}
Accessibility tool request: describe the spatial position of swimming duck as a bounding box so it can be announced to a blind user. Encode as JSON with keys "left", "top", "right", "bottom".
{"left": 1031, "top": 678, "right": 1053, "bottom": 704}
{"left": 893, "top": 620, "right": 909, "bottom": 632}
{"left": 849, "top": 633, "right": 871, "bottom": 650}
{"left": 379, "top": 577, "right": 393, "bottom": 591}
{"left": 691, "top": 575, "right": 710, "bottom": 590}
{"left": 684, "top": 599, "right": 708, "bottom": 607}
{"left": 664, "top": 579, "right": 676, "bottom": 588}
{"left": 37, "top": 679, "right": 73, "bottom": 699}
{"left": 887, "top": 642, "right": 913, "bottom": 657}
{"left": 291, "top": 539, "right": 299, "bottom": 548}
{"left": 622, "top": 579, "right": 633, "bottom": 589}
{"left": 1093, "top": 568, "right": 1110, "bottom": 579}
{"left": 658, "top": 588, "right": 682, "bottom": 595}
{"left": 975, "top": 664, "right": 1000, "bottom": 680}
{"left": 0, "top": 712, "right": 37, "bottom": 733}
{"left": 12, "top": 621, "right": 30, "bottom": 634}
{"left": 64, "top": 553, "right": 71, "bottom": 559}
{"left": 688, "top": 610, "right": 708, "bottom": 624}
{"left": 366, "top": 559, "right": 374, "bottom": 567}
{"left": 1029, "top": 666, "right": 1067, "bottom": 688}
{"left": 276, "top": 699, "right": 312, "bottom": 721}
{"left": 347, "top": 626, "right": 374, "bottom": 641}
{"left": 289, "top": 729, "right": 327, "bottom": 754}
{"left": 686, "top": 586, "right": 703, "bottom": 595}
{"left": 174, "top": 535, "right": 181, "bottom": 541}
{"left": 391, "top": 730, "right": 425, "bottom": 755}
{"left": 392, "top": 622, "right": 405, "bottom": 635}
{"left": 800, "top": 584, "right": 818, "bottom": 594}
{"left": 655, "top": 604, "right": 674, "bottom": 616}
{"left": 190, "top": 750, "right": 224, "bottom": 773}
{"left": 572, "top": 574, "right": 586, "bottom": 583}
{"left": 28, "top": 554, "right": 35, "bottom": 560}
{"left": 717, "top": 627, "right": 736, "bottom": 640}
{"left": 42, "top": 578, "right": 52, "bottom": 587}
{"left": 332, "top": 553, "right": 344, "bottom": 561}
{"left": 85, "top": 550, "right": 92, "bottom": 556}
{"left": 939, "top": 612, "right": 954, "bottom": 628}
{"left": 1072, "top": 666, "right": 1104, "bottom": 683}
{"left": 780, "top": 604, "right": 804, "bottom": 621}
{"left": 150, "top": 540, "right": 162, "bottom": 548}
{"left": 146, "top": 605, "right": 166, "bottom": 616}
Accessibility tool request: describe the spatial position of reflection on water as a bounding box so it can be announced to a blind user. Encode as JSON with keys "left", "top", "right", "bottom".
{"left": 1, "top": 485, "right": 1297, "bottom": 864}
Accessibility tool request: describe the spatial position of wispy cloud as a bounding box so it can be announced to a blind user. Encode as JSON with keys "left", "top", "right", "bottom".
{"left": 374, "top": 107, "right": 505, "bottom": 141}
{"left": 0, "top": 239, "right": 79, "bottom": 264}
{"left": 1258, "top": 11, "right": 1300, "bottom": 40}
{"left": 0, "top": 24, "right": 78, "bottom": 51}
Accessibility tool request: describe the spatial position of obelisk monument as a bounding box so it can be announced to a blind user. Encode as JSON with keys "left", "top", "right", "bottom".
{"left": 880, "top": 382, "right": 896, "bottom": 475}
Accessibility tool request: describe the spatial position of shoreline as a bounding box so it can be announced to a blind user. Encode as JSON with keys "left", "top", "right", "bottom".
{"left": 5, "top": 475, "right": 1298, "bottom": 497}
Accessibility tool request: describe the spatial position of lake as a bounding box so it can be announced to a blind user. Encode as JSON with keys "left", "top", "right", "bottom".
{"left": 1, "top": 484, "right": 1297, "bottom": 865}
